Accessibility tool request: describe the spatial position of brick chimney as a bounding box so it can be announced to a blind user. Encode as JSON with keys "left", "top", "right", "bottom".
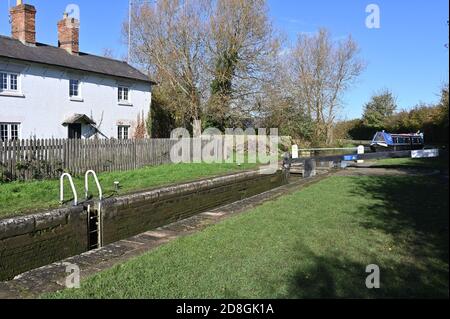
{"left": 10, "top": 0, "right": 36, "bottom": 45}
{"left": 57, "top": 13, "right": 80, "bottom": 55}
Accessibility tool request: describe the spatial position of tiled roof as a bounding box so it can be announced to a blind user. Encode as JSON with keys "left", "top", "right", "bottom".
{"left": 0, "top": 35, "right": 155, "bottom": 84}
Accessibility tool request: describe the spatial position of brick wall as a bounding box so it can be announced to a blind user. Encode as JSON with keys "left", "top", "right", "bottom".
{"left": 10, "top": 4, "right": 36, "bottom": 44}
{"left": 57, "top": 15, "right": 79, "bottom": 54}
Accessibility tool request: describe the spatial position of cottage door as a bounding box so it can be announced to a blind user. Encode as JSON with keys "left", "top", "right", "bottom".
{"left": 68, "top": 124, "right": 82, "bottom": 139}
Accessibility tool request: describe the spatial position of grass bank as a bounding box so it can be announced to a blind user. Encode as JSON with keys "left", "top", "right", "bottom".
{"left": 0, "top": 162, "right": 257, "bottom": 219}
{"left": 46, "top": 160, "right": 449, "bottom": 298}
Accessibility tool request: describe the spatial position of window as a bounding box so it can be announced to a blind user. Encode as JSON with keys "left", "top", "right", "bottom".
{"left": 1, "top": 73, "right": 7, "bottom": 90}
{"left": 118, "top": 86, "right": 129, "bottom": 102}
{"left": 0, "top": 124, "right": 7, "bottom": 141}
{"left": 0, "top": 123, "right": 20, "bottom": 141}
{"left": 374, "top": 133, "right": 385, "bottom": 142}
{"left": 10, "top": 74, "right": 18, "bottom": 91}
{"left": 10, "top": 124, "right": 19, "bottom": 140}
{"left": 0, "top": 72, "right": 19, "bottom": 92}
{"left": 69, "top": 79, "right": 80, "bottom": 97}
{"left": 117, "top": 125, "right": 130, "bottom": 140}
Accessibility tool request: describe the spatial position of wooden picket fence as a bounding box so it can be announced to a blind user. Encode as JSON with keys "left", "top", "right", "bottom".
{"left": 0, "top": 138, "right": 177, "bottom": 182}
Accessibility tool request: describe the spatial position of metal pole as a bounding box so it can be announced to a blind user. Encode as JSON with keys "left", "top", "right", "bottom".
{"left": 128, "top": 0, "right": 131, "bottom": 64}
{"left": 8, "top": 0, "right": 11, "bottom": 25}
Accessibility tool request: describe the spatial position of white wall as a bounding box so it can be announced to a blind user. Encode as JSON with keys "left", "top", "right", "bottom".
{"left": 0, "top": 58, "right": 152, "bottom": 139}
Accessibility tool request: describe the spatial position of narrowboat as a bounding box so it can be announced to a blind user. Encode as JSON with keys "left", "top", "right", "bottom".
{"left": 370, "top": 131, "right": 424, "bottom": 152}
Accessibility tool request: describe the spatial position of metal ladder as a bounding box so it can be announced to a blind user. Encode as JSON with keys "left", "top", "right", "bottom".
{"left": 59, "top": 171, "right": 104, "bottom": 249}
{"left": 85, "top": 170, "right": 104, "bottom": 249}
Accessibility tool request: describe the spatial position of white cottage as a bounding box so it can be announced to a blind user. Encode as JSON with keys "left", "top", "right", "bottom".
{"left": 0, "top": 1, "right": 154, "bottom": 140}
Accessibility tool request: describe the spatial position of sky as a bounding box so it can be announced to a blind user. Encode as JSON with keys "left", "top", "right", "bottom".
{"left": 0, "top": 0, "right": 448, "bottom": 119}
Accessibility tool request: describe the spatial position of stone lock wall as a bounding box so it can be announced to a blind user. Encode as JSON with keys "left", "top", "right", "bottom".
{"left": 0, "top": 169, "right": 286, "bottom": 281}
{"left": 101, "top": 170, "right": 286, "bottom": 245}
{"left": 0, "top": 206, "right": 88, "bottom": 281}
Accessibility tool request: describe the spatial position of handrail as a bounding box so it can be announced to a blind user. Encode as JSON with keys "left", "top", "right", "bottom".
{"left": 84, "top": 170, "right": 103, "bottom": 200}
{"left": 60, "top": 173, "right": 78, "bottom": 206}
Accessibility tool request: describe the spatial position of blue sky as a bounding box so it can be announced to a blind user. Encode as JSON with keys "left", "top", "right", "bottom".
{"left": 1, "top": 0, "right": 448, "bottom": 119}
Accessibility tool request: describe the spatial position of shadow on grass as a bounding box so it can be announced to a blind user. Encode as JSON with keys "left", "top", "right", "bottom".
{"left": 352, "top": 174, "right": 448, "bottom": 298}
{"left": 284, "top": 172, "right": 449, "bottom": 298}
{"left": 371, "top": 156, "right": 449, "bottom": 172}
{"left": 285, "top": 250, "right": 365, "bottom": 298}
{"left": 284, "top": 244, "right": 448, "bottom": 298}
{"left": 353, "top": 174, "right": 449, "bottom": 261}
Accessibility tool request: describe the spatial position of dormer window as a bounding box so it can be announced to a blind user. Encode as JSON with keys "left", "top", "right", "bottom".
{"left": 118, "top": 86, "right": 129, "bottom": 102}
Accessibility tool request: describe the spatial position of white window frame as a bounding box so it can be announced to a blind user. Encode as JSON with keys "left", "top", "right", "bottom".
{"left": 0, "top": 123, "right": 20, "bottom": 141}
{"left": 0, "top": 72, "right": 7, "bottom": 90}
{"left": 0, "top": 72, "right": 21, "bottom": 95}
{"left": 118, "top": 86, "right": 132, "bottom": 105}
{"left": 69, "top": 79, "right": 83, "bottom": 101}
{"left": 10, "top": 73, "right": 18, "bottom": 91}
{"left": 117, "top": 125, "right": 130, "bottom": 140}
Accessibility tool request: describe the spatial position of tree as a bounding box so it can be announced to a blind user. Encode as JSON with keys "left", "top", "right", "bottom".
{"left": 133, "top": 111, "right": 147, "bottom": 139}
{"left": 435, "top": 84, "right": 449, "bottom": 142}
{"left": 102, "top": 48, "right": 115, "bottom": 59}
{"left": 148, "top": 88, "right": 176, "bottom": 138}
{"left": 338, "top": 84, "right": 449, "bottom": 144}
{"left": 205, "top": 0, "right": 280, "bottom": 130}
{"left": 290, "top": 29, "right": 365, "bottom": 145}
{"left": 127, "top": 0, "right": 208, "bottom": 129}
{"left": 258, "top": 53, "right": 314, "bottom": 143}
{"left": 362, "top": 89, "right": 397, "bottom": 130}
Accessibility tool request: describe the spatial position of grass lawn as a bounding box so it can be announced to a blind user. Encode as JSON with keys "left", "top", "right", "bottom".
{"left": 46, "top": 160, "right": 449, "bottom": 299}
{"left": 0, "top": 162, "right": 256, "bottom": 219}
{"left": 370, "top": 157, "right": 448, "bottom": 170}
